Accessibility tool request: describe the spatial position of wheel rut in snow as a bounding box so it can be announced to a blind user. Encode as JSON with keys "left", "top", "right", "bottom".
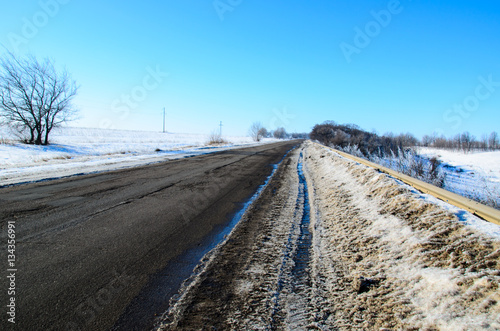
{"left": 157, "top": 147, "right": 321, "bottom": 330}
{"left": 292, "top": 155, "right": 313, "bottom": 287}
{"left": 270, "top": 152, "right": 313, "bottom": 329}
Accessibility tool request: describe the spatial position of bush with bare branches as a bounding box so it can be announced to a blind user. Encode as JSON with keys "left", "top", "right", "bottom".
{"left": 206, "top": 130, "right": 229, "bottom": 145}
{"left": 249, "top": 121, "right": 266, "bottom": 142}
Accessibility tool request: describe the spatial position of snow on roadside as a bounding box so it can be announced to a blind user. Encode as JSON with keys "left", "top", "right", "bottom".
{"left": 418, "top": 147, "right": 500, "bottom": 208}
{"left": 304, "top": 141, "right": 500, "bottom": 330}
{"left": 0, "top": 126, "right": 277, "bottom": 186}
{"left": 156, "top": 141, "right": 498, "bottom": 329}
{"left": 418, "top": 147, "right": 500, "bottom": 181}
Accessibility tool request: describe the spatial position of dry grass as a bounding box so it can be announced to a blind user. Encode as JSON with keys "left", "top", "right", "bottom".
{"left": 206, "top": 131, "right": 230, "bottom": 145}
{"left": 53, "top": 155, "right": 72, "bottom": 160}
{"left": 306, "top": 141, "right": 500, "bottom": 330}
{"left": 0, "top": 137, "right": 15, "bottom": 145}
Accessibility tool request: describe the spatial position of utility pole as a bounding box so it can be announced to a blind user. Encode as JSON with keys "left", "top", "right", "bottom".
{"left": 219, "top": 121, "right": 223, "bottom": 137}
{"left": 163, "top": 107, "right": 166, "bottom": 133}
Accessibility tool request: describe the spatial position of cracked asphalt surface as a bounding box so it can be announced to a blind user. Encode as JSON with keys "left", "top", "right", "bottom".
{"left": 0, "top": 140, "right": 300, "bottom": 331}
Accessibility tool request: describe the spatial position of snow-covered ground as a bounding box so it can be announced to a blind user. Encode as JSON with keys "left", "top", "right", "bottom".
{"left": 158, "top": 141, "right": 500, "bottom": 330}
{"left": 305, "top": 142, "right": 500, "bottom": 329}
{"left": 0, "top": 126, "right": 276, "bottom": 186}
{"left": 418, "top": 147, "right": 500, "bottom": 208}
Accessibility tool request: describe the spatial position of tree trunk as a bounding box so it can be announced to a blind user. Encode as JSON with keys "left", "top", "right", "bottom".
{"left": 35, "top": 126, "right": 43, "bottom": 145}
{"left": 28, "top": 127, "right": 35, "bottom": 144}
{"left": 44, "top": 126, "right": 51, "bottom": 145}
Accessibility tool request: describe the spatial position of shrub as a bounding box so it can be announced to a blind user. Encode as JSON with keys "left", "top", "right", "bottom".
{"left": 207, "top": 131, "right": 229, "bottom": 145}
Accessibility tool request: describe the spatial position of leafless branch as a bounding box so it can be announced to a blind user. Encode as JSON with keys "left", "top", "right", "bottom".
{"left": 0, "top": 52, "right": 79, "bottom": 144}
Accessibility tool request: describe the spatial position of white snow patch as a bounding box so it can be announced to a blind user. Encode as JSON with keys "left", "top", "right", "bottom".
{"left": 418, "top": 148, "right": 500, "bottom": 180}
{"left": 418, "top": 147, "right": 500, "bottom": 208}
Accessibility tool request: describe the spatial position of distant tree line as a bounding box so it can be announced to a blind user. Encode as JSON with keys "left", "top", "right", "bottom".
{"left": 310, "top": 121, "right": 447, "bottom": 187}
{"left": 248, "top": 121, "right": 308, "bottom": 141}
{"left": 422, "top": 131, "right": 499, "bottom": 153}
{"left": 311, "top": 121, "right": 499, "bottom": 156}
{"left": 310, "top": 121, "right": 418, "bottom": 158}
{"left": 309, "top": 121, "right": 500, "bottom": 201}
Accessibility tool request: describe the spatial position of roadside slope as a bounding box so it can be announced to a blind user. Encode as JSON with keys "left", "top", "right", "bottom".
{"left": 304, "top": 141, "right": 500, "bottom": 330}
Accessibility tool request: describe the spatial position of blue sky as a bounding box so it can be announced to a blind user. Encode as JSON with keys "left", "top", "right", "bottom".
{"left": 1, "top": 0, "right": 499, "bottom": 138}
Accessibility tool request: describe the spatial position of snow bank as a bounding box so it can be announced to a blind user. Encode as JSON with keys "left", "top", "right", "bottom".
{"left": 303, "top": 141, "right": 500, "bottom": 330}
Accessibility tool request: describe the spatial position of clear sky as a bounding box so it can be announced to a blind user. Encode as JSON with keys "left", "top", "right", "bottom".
{"left": 1, "top": 0, "right": 499, "bottom": 138}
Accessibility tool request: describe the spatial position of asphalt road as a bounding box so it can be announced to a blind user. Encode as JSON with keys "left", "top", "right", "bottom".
{"left": 0, "top": 140, "right": 300, "bottom": 331}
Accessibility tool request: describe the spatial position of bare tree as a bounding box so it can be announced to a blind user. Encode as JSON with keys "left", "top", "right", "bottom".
{"left": 489, "top": 131, "right": 499, "bottom": 150}
{"left": 258, "top": 127, "right": 268, "bottom": 139}
{"left": 460, "top": 132, "right": 475, "bottom": 153}
{"left": 249, "top": 121, "right": 265, "bottom": 142}
{"left": 273, "top": 127, "right": 287, "bottom": 139}
{"left": 422, "top": 134, "right": 433, "bottom": 147}
{"left": 0, "top": 53, "right": 78, "bottom": 145}
{"left": 481, "top": 134, "right": 489, "bottom": 151}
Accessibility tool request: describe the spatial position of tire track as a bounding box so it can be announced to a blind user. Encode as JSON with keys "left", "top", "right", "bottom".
{"left": 270, "top": 152, "right": 313, "bottom": 329}
{"left": 158, "top": 147, "right": 326, "bottom": 330}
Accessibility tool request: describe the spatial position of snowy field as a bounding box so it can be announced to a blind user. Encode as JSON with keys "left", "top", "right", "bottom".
{"left": 418, "top": 147, "right": 500, "bottom": 208}
{"left": 0, "top": 126, "right": 275, "bottom": 186}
